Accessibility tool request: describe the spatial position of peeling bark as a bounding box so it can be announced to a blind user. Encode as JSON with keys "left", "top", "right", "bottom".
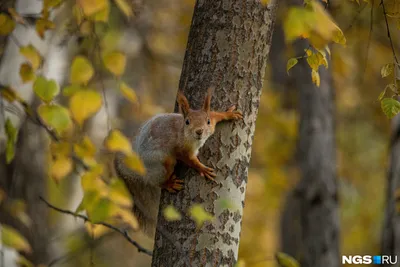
{"left": 280, "top": 38, "right": 339, "bottom": 267}
{"left": 381, "top": 115, "right": 400, "bottom": 267}
{"left": 151, "top": 0, "right": 278, "bottom": 266}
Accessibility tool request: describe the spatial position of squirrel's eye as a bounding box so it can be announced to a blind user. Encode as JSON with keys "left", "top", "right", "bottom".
{"left": 207, "top": 119, "right": 210, "bottom": 125}
{"left": 185, "top": 119, "right": 190, "bottom": 125}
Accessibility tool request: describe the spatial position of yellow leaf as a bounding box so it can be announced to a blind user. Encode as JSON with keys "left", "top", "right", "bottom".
{"left": 0, "top": 14, "right": 15, "bottom": 35}
{"left": 109, "top": 178, "right": 132, "bottom": 208}
{"left": 20, "top": 45, "right": 42, "bottom": 70}
{"left": 1, "top": 224, "right": 32, "bottom": 253}
{"left": 50, "top": 156, "right": 73, "bottom": 183}
{"left": 283, "top": 7, "right": 314, "bottom": 43}
{"left": 119, "top": 82, "right": 138, "bottom": 104}
{"left": 69, "top": 90, "right": 102, "bottom": 126}
{"left": 286, "top": 58, "right": 298, "bottom": 74}
{"left": 306, "top": 52, "right": 320, "bottom": 71}
{"left": 104, "top": 130, "right": 132, "bottom": 155}
{"left": 35, "top": 18, "right": 55, "bottom": 39}
{"left": 74, "top": 135, "right": 97, "bottom": 165}
{"left": 124, "top": 153, "right": 146, "bottom": 175}
{"left": 381, "top": 63, "right": 394, "bottom": 78}
{"left": 102, "top": 51, "right": 126, "bottom": 76}
{"left": 70, "top": 56, "right": 94, "bottom": 85}
{"left": 114, "top": 0, "right": 133, "bottom": 18}
{"left": 19, "top": 63, "right": 36, "bottom": 83}
{"left": 331, "top": 26, "right": 346, "bottom": 45}
{"left": 189, "top": 204, "right": 213, "bottom": 228}
{"left": 275, "top": 252, "right": 300, "bottom": 267}
{"left": 77, "top": 0, "right": 108, "bottom": 17}
{"left": 311, "top": 69, "right": 320, "bottom": 87}
{"left": 113, "top": 207, "right": 139, "bottom": 230}
{"left": 92, "top": 0, "right": 109, "bottom": 22}
{"left": 163, "top": 205, "right": 182, "bottom": 221}
{"left": 85, "top": 223, "right": 110, "bottom": 239}
{"left": 260, "top": 0, "right": 270, "bottom": 5}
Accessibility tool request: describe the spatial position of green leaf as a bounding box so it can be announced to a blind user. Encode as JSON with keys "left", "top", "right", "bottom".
{"left": 275, "top": 252, "right": 300, "bottom": 267}
{"left": 163, "top": 205, "right": 182, "bottom": 221}
{"left": 5, "top": 118, "right": 17, "bottom": 143}
{"left": 19, "top": 63, "right": 36, "bottom": 83}
{"left": 20, "top": 45, "right": 42, "bottom": 70}
{"left": 5, "top": 119, "right": 18, "bottom": 163}
{"left": 189, "top": 204, "right": 213, "bottom": 228}
{"left": 1, "top": 224, "right": 32, "bottom": 253}
{"left": 33, "top": 76, "right": 60, "bottom": 103}
{"left": 381, "top": 63, "right": 394, "bottom": 78}
{"left": 0, "top": 14, "right": 16, "bottom": 35}
{"left": 70, "top": 56, "right": 94, "bottom": 85}
{"left": 286, "top": 58, "right": 298, "bottom": 74}
{"left": 38, "top": 104, "right": 72, "bottom": 134}
{"left": 6, "top": 139, "right": 15, "bottom": 163}
{"left": 89, "top": 198, "right": 112, "bottom": 223}
{"left": 102, "top": 51, "right": 126, "bottom": 76}
{"left": 63, "top": 84, "right": 84, "bottom": 97}
{"left": 381, "top": 98, "right": 400, "bottom": 118}
{"left": 69, "top": 90, "right": 102, "bottom": 126}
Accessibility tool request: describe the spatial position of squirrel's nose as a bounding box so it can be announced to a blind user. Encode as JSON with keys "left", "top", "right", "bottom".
{"left": 196, "top": 129, "right": 203, "bottom": 135}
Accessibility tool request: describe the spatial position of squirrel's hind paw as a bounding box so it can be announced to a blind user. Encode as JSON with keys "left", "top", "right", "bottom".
{"left": 162, "top": 174, "right": 184, "bottom": 193}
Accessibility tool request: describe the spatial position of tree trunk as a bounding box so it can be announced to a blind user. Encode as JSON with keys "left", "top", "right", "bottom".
{"left": 151, "top": 0, "right": 278, "bottom": 266}
{"left": 280, "top": 38, "right": 340, "bottom": 267}
{"left": 381, "top": 115, "right": 400, "bottom": 267}
{"left": 0, "top": 1, "right": 73, "bottom": 264}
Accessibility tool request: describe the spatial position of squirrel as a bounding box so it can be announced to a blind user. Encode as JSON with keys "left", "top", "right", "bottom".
{"left": 114, "top": 88, "right": 243, "bottom": 235}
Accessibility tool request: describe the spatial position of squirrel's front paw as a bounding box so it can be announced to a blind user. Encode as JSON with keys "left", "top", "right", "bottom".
{"left": 199, "top": 166, "right": 217, "bottom": 181}
{"left": 162, "top": 174, "right": 184, "bottom": 193}
{"left": 227, "top": 105, "right": 243, "bottom": 120}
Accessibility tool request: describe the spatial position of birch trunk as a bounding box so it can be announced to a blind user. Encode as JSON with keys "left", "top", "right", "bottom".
{"left": 152, "top": 0, "right": 278, "bottom": 266}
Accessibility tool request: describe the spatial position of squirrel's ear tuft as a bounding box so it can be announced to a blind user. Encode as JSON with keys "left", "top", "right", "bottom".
{"left": 177, "top": 91, "right": 190, "bottom": 117}
{"left": 203, "top": 87, "right": 213, "bottom": 112}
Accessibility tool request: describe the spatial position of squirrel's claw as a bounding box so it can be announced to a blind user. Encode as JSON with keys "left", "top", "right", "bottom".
{"left": 227, "top": 105, "right": 243, "bottom": 120}
{"left": 200, "top": 166, "right": 217, "bottom": 181}
{"left": 162, "top": 174, "right": 184, "bottom": 193}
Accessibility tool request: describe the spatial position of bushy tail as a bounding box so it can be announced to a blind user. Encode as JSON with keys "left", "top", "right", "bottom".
{"left": 114, "top": 153, "right": 160, "bottom": 236}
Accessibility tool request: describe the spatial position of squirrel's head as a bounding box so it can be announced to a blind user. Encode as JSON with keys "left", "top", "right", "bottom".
{"left": 177, "top": 88, "right": 215, "bottom": 147}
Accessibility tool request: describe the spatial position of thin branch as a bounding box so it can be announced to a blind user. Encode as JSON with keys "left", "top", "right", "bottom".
{"left": 39, "top": 196, "right": 153, "bottom": 256}
{"left": 381, "top": 0, "right": 399, "bottom": 64}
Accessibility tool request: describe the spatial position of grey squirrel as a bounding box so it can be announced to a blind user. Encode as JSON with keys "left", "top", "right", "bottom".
{"left": 114, "top": 89, "right": 243, "bottom": 235}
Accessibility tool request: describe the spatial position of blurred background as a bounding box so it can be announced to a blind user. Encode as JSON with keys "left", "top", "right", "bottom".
{"left": 0, "top": 0, "right": 397, "bottom": 266}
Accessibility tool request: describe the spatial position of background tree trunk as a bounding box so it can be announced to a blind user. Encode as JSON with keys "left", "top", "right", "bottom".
{"left": 279, "top": 38, "right": 340, "bottom": 267}
{"left": 151, "top": 0, "right": 278, "bottom": 266}
{"left": 0, "top": 1, "right": 74, "bottom": 264}
{"left": 381, "top": 115, "right": 400, "bottom": 267}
